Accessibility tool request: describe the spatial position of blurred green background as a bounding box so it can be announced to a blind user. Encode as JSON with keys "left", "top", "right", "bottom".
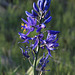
{"left": 0, "top": 0, "right": 75, "bottom": 75}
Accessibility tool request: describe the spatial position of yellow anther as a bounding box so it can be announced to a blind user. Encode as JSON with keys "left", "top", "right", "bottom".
{"left": 25, "top": 24, "right": 27, "bottom": 27}
{"left": 21, "top": 23, "right": 24, "bottom": 26}
{"left": 21, "top": 27, "right": 23, "bottom": 30}
{"left": 40, "top": 45, "right": 43, "bottom": 47}
{"left": 40, "top": 45, "right": 44, "bottom": 47}
{"left": 23, "top": 29, "right": 26, "bottom": 33}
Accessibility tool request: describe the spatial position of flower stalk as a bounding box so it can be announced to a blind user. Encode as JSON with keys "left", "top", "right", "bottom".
{"left": 34, "top": 16, "right": 42, "bottom": 75}
{"left": 18, "top": 0, "right": 60, "bottom": 74}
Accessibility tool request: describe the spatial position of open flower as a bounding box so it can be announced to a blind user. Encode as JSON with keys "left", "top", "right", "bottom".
{"left": 18, "top": 32, "right": 32, "bottom": 43}
{"left": 20, "top": 47, "right": 30, "bottom": 58}
{"left": 43, "top": 30, "right": 60, "bottom": 57}
{"left": 32, "top": 34, "right": 44, "bottom": 50}
{"left": 21, "top": 17, "right": 37, "bottom": 35}
{"left": 37, "top": 53, "right": 50, "bottom": 71}
{"left": 18, "top": 0, "right": 60, "bottom": 73}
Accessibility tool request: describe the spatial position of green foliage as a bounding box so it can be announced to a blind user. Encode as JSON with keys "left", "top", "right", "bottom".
{"left": 0, "top": 0, "right": 75, "bottom": 75}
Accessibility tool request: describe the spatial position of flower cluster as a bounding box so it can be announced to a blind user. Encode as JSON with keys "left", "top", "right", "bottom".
{"left": 18, "top": 0, "right": 60, "bottom": 72}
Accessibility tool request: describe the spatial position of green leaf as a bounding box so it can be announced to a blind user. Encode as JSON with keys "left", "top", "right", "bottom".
{"left": 26, "top": 56, "right": 43, "bottom": 75}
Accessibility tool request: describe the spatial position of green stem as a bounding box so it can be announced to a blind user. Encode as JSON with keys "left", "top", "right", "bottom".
{"left": 34, "top": 13, "right": 42, "bottom": 75}
{"left": 34, "top": 40, "right": 40, "bottom": 75}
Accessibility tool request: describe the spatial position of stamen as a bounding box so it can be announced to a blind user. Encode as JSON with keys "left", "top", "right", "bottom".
{"left": 21, "top": 27, "right": 23, "bottom": 30}
{"left": 25, "top": 24, "right": 27, "bottom": 27}
{"left": 21, "top": 23, "right": 24, "bottom": 26}
{"left": 23, "top": 29, "right": 26, "bottom": 33}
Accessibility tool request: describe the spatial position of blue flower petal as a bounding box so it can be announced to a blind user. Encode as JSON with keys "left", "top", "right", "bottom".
{"left": 18, "top": 32, "right": 26, "bottom": 40}
{"left": 27, "top": 17, "right": 33, "bottom": 25}
{"left": 21, "top": 18, "right": 28, "bottom": 24}
{"left": 25, "top": 30, "right": 31, "bottom": 36}
{"left": 22, "top": 39, "right": 29, "bottom": 44}
{"left": 37, "top": 0, "right": 41, "bottom": 8}
{"left": 33, "top": 2, "right": 39, "bottom": 12}
{"left": 32, "top": 36, "right": 37, "bottom": 40}
{"left": 38, "top": 34, "right": 44, "bottom": 38}
{"left": 31, "top": 9, "right": 38, "bottom": 17}
{"left": 53, "top": 43, "right": 59, "bottom": 47}
{"left": 41, "top": 23, "right": 46, "bottom": 28}
{"left": 36, "top": 27, "right": 42, "bottom": 32}
{"left": 46, "top": 46, "right": 52, "bottom": 57}
{"left": 25, "top": 11, "right": 34, "bottom": 18}
{"left": 40, "top": 0, "right": 45, "bottom": 11}
{"left": 20, "top": 47, "right": 30, "bottom": 58}
{"left": 47, "top": 30, "right": 60, "bottom": 34}
{"left": 41, "top": 46, "right": 44, "bottom": 49}
{"left": 44, "top": 0, "right": 51, "bottom": 11}
{"left": 44, "top": 16, "right": 52, "bottom": 24}
{"left": 44, "top": 10, "right": 50, "bottom": 19}
{"left": 52, "top": 38, "right": 59, "bottom": 43}
{"left": 32, "top": 38, "right": 39, "bottom": 50}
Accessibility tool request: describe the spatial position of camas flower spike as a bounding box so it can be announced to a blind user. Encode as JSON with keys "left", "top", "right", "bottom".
{"left": 18, "top": 0, "right": 60, "bottom": 74}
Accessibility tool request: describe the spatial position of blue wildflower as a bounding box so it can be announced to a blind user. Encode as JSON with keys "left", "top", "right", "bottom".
{"left": 20, "top": 47, "right": 30, "bottom": 58}
{"left": 36, "top": 23, "right": 46, "bottom": 32}
{"left": 32, "top": 34, "right": 44, "bottom": 50}
{"left": 44, "top": 16, "right": 52, "bottom": 24}
{"left": 37, "top": 53, "right": 50, "bottom": 71}
{"left": 33, "top": 2, "right": 39, "bottom": 12}
{"left": 47, "top": 30, "right": 60, "bottom": 34}
{"left": 44, "top": 0, "right": 51, "bottom": 11}
{"left": 43, "top": 30, "right": 60, "bottom": 56}
{"left": 18, "top": 0, "right": 60, "bottom": 73}
{"left": 21, "top": 17, "right": 37, "bottom": 35}
{"left": 44, "top": 10, "right": 51, "bottom": 19}
{"left": 25, "top": 10, "right": 38, "bottom": 18}
{"left": 18, "top": 32, "right": 32, "bottom": 43}
{"left": 37, "top": 0, "right": 51, "bottom": 13}
{"left": 25, "top": 11, "right": 35, "bottom": 18}
{"left": 31, "top": 9, "right": 38, "bottom": 17}
{"left": 32, "top": 37, "right": 39, "bottom": 50}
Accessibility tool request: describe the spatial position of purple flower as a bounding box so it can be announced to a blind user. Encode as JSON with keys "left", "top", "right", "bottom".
{"left": 37, "top": 0, "right": 51, "bottom": 12}
{"left": 43, "top": 30, "right": 60, "bottom": 57}
{"left": 32, "top": 34, "right": 44, "bottom": 50}
{"left": 44, "top": 10, "right": 51, "bottom": 19}
{"left": 38, "top": 53, "right": 50, "bottom": 71}
{"left": 44, "top": 16, "right": 52, "bottom": 24}
{"left": 18, "top": 0, "right": 60, "bottom": 72}
{"left": 31, "top": 9, "right": 38, "bottom": 17}
{"left": 25, "top": 10, "right": 38, "bottom": 18}
{"left": 36, "top": 23, "right": 46, "bottom": 32}
{"left": 40, "top": 0, "right": 45, "bottom": 11}
{"left": 47, "top": 30, "right": 60, "bottom": 34}
{"left": 44, "top": 0, "right": 51, "bottom": 11}
{"left": 25, "top": 11, "right": 35, "bottom": 18}
{"left": 21, "top": 17, "right": 37, "bottom": 35}
{"left": 18, "top": 32, "right": 32, "bottom": 43}
{"left": 33, "top": 2, "right": 39, "bottom": 12}
{"left": 20, "top": 47, "right": 30, "bottom": 58}
{"left": 32, "top": 37, "right": 39, "bottom": 50}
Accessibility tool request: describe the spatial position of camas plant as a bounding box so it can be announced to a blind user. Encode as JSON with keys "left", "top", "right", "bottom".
{"left": 18, "top": 0, "right": 60, "bottom": 75}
